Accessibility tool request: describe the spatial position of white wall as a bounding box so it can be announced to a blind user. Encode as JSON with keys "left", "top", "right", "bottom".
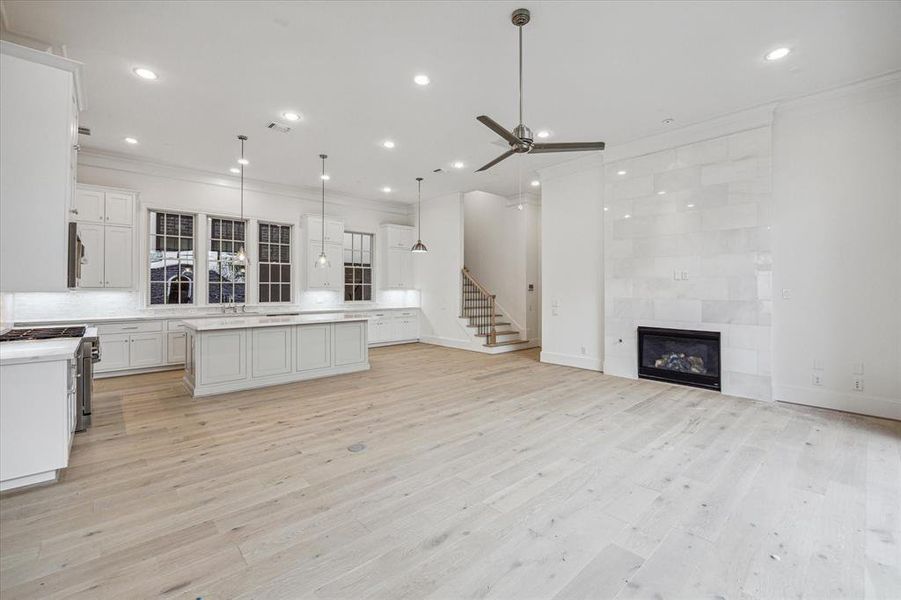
{"left": 539, "top": 166, "right": 605, "bottom": 370}
{"left": 526, "top": 203, "right": 542, "bottom": 343}
{"left": 772, "top": 76, "right": 901, "bottom": 419}
{"left": 11, "top": 154, "right": 416, "bottom": 321}
{"left": 414, "top": 192, "right": 470, "bottom": 347}
{"left": 463, "top": 191, "right": 528, "bottom": 336}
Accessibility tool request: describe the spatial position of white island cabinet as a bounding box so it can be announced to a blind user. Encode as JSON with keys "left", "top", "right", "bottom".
{"left": 182, "top": 314, "right": 369, "bottom": 397}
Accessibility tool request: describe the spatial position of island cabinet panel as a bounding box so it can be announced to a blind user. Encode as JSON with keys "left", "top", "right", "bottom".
{"left": 252, "top": 326, "right": 293, "bottom": 378}
{"left": 296, "top": 324, "right": 332, "bottom": 371}
{"left": 334, "top": 322, "right": 367, "bottom": 366}
{"left": 200, "top": 330, "right": 247, "bottom": 385}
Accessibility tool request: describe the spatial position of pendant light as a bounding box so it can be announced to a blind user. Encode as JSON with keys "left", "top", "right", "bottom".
{"left": 234, "top": 134, "right": 248, "bottom": 265}
{"left": 314, "top": 153, "right": 330, "bottom": 268}
{"left": 411, "top": 177, "right": 428, "bottom": 253}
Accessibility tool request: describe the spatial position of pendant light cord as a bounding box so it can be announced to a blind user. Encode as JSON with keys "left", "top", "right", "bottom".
{"left": 417, "top": 177, "right": 423, "bottom": 235}
{"left": 320, "top": 154, "right": 327, "bottom": 256}
{"left": 239, "top": 137, "right": 245, "bottom": 221}
{"left": 518, "top": 24, "right": 523, "bottom": 125}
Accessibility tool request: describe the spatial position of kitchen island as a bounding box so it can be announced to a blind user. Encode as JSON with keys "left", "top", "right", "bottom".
{"left": 182, "top": 313, "right": 369, "bottom": 397}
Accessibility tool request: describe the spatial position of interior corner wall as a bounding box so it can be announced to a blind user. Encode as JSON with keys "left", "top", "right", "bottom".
{"left": 771, "top": 76, "right": 901, "bottom": 420}
{"left": 525, "top": 203, "right": 542, "bottom": 344}
{"left": 539, "top": 168, "right": 605, "bottom": 370}
{"left": 463, "top": 191, "right": 528, "bottom": 337}
{"left": 414, "top": 192, "right": 470, "bottom": 348}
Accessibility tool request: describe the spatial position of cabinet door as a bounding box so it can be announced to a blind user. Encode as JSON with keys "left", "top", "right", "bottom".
{"left": 167, "top": 331, "right": 186, "bottom": 364}
{"left": 251, "top": 326, "right": 293, "bottom": 378}
{"left": 77, "top": 223, "right": 105, "bottom": 288}
{"left": 296, "top": 324, "right": 332, "bottom": 371}
{"left": 104, "top": 192, "right": 134, "bottom": 226}
{"left": 96, "top": 333, "right": 130, "bottom": 372}
{"left": 74, "top": 189, "right": 105, "bottom": 223}
{"left": 386, "top": 227, "right": 413, "bottom": 249}
{"left": 129, "top": 333, "right": 164, "bottom": 367}
{"left": 103, "top": 226, "right": 133, "bottom": 288}
{"left": 306, "top": 241, "right": 329, "bottom": 289}
{"left": 199, "top": 330, "right": 247, "bottom": 384}
{"left": 386, "top": 248, "right": 412, "bottom": 289}
{"left": 334, "top": 322, "right": 366, "bottom": 366}
{"left": 327, "top": 244, "right": 343, "bottom": 290}
{"left": 324, "top": 220, "right": 344, "bottom": 244}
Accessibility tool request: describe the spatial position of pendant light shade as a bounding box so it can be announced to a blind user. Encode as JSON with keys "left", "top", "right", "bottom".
{"left": 234, "top": 135, "right": 248, "bottom": 265}
{"left": 411, "top": 177, "right": 428, "bottom": 253}
{"left": 314, "top": 153, "right": 330, "bottom": 268}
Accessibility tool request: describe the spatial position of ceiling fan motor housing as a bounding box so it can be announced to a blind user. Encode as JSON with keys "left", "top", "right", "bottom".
{"left": 511, "top": 8, "right": 531, "bottom": 26}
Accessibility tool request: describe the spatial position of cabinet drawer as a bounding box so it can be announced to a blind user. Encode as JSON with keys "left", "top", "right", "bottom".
{"left": 167, "top": 320, "right": 186, "bottom": 332}
{"left": 98, "top": 320, "right": 163, "bottom": 334}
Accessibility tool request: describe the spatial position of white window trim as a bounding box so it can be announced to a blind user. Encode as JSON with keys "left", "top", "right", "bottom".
{"left": 257, "top": 220, "right": 294, "bottom": 305}
{"left": 146, "top": 209, "right": 198, "bottom": 307}
{"left": 343, "top": 230, "right": 375, "bottom": 303}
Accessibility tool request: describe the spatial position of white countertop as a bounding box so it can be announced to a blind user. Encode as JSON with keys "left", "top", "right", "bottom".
{"left": 16, "top": 305, "right": 419, "bottom": 326}
{"left": 181, "top": 313, "right": 370, "bottom": 331}
{"left": 0, "top": 338, "right": 80, "bottom": 366}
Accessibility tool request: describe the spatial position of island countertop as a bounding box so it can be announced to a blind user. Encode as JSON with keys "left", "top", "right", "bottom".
{"left": 180, "top": 313, "right": 370, "bottom": 332}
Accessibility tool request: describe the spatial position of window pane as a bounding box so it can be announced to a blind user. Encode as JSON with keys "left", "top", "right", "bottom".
{"left": 280, "top": 226, "right": 290, "bottom": 244}
{"left": 344, "top": 286, "right": 353, "bottom": 302}
{"left": 234, "top": 221, "right": 245, "bottom": 240}
{"left": 280, "top": 284, "right": 290, "bottom": 302}
{"left": 362, "top": 284, "right": 372, "bottom": 301}
{"left": 271, "top": 266, "right": 280, "bottom": 283}
{"left": 279, "top": 245, "right": 289, "bottom": 263}
{"left": 280, "top": 265, "right": 291, "bottom": 282}
{"left": 180, "top": 215, "right": 193, "bottom": 236}
{"left": 150, "top": 282, "right": 164, "bottom": 304}
{"left": 345, "top": 267, "right": 354, "bottom": 284}
{"left": 362, "top": 268, "right": 371, "bottom": 284}
{"left": 259, "top": 224, "right": 270, "bottom": 243}
{"left": 259, "top": 285, "right": 269, "bottom": 303}
{"left": 234, "top": 283, "right": 245, "bottom": 303}
{"left": 259, "top": 264, "right": 269, "bottom": 283}
{"left": 222, "top": 220, "right": 233, "bottom": 239}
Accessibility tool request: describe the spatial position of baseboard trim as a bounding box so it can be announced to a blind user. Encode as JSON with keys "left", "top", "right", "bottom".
{"left": 419, "top": 336, "right": 475, "bottom": 351}
{"left": 540, "top": 351, "right": 603, "bottom": 372}
{"left": 774, "top": 384, "right": 901, "bottom": 421}
{"left": 94, "top": 364, "right": 183, "bottom": 379}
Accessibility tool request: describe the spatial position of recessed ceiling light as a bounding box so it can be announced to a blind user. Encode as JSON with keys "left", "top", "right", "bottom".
{"left": 686, "top": 203, "right": 695, "bottom": 208}
{"left": 132, "top": 67, "right": 157, "bottom": 80}
{"left": 603, "top": 207, "right": 609, "bottom": 212}
{"left": 320, "top": 174, "right": 330, "bottom": 181}
{"left": 657, "top": 190, "right": 666, "bottom": 195}
{"left": 624, "top": 214, "right": 632, "bottom": 219}
{"left": 282, "top": 111, "right": 301, "bottom": 122}
{"left": 617, "top": 170, "right": 627, "bottom": 176}
{"left": 662, "top": 118, "right": 675, "bottom": 125}
{"left": 414, "top": 74, "right": 430, "bottom": 86}
{"left": 124, "top": 137, "right": 138, "bottom": 145}
{"left": 237, "top": 158, "right": 249, "bottom": 165}
{"left": 382, "top": 186, "right": 392, "bottom": 193}
{"left": 765, "top": 47, "right": 791, "bottom": 61}
{"left": 452, "top": 161, "right": 465, "bottom": 169}
{"left": 530, "top": 180, "right": 540, "bottom": 187}
{"left": 229, "top": 167, "right": 241, "bottom": 174}
{"left": 536, "top": 130, "right": 550, "bottom": 138}
{"left": 517, "top": 203, "right": 524, "bottom": 211}
{"left": 383, "top": 140, "right": 396, "bottom": 149}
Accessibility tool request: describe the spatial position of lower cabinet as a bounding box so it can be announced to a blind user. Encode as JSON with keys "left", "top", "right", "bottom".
{"left": 129, "top": 333, "right": 164, "bottom": 367}
{"left": 199, "top": 330, "right": 247, "bottom": 385}
{"left": 252, "top": 326, "right": 293, "bottom": 378}
{"left": 296, "top": 324, "right": 332, "bottom": 371}
{"left": 366, "top": 311, "right": 420, "bottom": 345}
{"left": 98, "top": 333, "right": 131, "bottom": 371}
{"left": 167, "top": 331, "right": 186, "bottom": 364}
{"left": 334, "top": 322, "right": 366, "bottom": 366}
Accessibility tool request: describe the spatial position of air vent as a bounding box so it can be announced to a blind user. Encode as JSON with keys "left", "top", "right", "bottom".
{"left": 77, "top": 126, "right": 91, "bottom": 136}
{"left": 433, "top": 168, "right": 443, "bottom": 173}
{"left": 267, "top": 122, "right": 291, "bottom": 134}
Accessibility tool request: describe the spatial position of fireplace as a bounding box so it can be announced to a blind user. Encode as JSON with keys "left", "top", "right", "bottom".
{"left": 637, "top": 327, "right": 721, "bottom": 391}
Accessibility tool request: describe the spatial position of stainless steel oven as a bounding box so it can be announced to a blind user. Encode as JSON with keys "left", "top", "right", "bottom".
{"left": 76, "top": 329, "right": 100, "bottom": 431}
{"left": 67, "top": 222, "right": 84, "bottom": 288}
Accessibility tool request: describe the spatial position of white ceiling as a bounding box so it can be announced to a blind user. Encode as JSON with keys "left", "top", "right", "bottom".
{"left": 2, "top": 1, "right": 900, "bottom": 203}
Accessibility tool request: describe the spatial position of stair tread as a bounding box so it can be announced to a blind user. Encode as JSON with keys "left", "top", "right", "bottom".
{"left": 484, "top": 339, "right": 530, "bottom": 348}
{"left": 467, "top": 322, "right": 511, "bottom": 328}
{"left": 475, "top": 331, "right": 519, "bottom": 338}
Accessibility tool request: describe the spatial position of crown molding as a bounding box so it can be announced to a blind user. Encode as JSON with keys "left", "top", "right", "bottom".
{"left": 78, "top": 149, "right": 412, "bottom": 217}
{"left": 0, "top": 39, "right": 85, "bottom": 110}
{"left": 774, "top": 70, "right": 901, "bottom": 115}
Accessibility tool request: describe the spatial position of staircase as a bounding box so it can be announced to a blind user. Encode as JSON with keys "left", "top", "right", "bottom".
{"left": 460, "top": 267, "right": 531, "bottom": 352}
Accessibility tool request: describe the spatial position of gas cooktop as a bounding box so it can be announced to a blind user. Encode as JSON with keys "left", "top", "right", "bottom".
{"left": 0, "top": 327, "right": 87, "bottom": 342}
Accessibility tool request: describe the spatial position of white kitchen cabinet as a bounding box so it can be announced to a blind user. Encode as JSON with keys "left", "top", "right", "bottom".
{"left": 394, "top": 313, "right": 420, "bottom": 341}
{"left": 74, "top": 189, "right": 105, "bottom": 223}
{"left": 97, "top": 333, "right": 130, "bottom": 371}
{"left": 0, "top": 42, "right": 81, "bottom": 292}
{"left": 77, "top": 223, "right": 105, "bottom": 288}
{"left": 199, "top": 330, "right": 247, "bottom": 385}
{"left": 297, "top": 324, "right": 332, "bottom": 371}
{"left": 334, "top": 322, "right": 367, "bottom": 366}
{"left": 104, "top": 192, "right": 134, "bottom": 226}
{"left": 306, "top": 241, "right": 343, "bottom": 291}
{"left": 128, "top": 333, "right": 164, "bottom": 367}
{"left": 365, "top": 310, "right": 420, "bottom": 346}
{"left": 383, "top": 248, "right": 413, "bottom": 289}
{"left": 385, "top": 225, "right": 414, "bottom": 250}
{"left": 306, "top": 216, "right": 344, "bottom": 244}
{"left": 367, "top": 316, "right": 389, "bottom": 344}
{"left": 167, "top": 331, "right": 186, "bottom": 364}
{"left": 252, "top": 326, "right": 293, "bottom": 378}
{"left": 103, "top": 226, "right": 133, "bottom": 288}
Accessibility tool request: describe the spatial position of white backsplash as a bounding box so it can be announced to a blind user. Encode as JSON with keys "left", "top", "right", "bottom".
{"left": 604, "top": 126, "right": 773, "bottom": 401}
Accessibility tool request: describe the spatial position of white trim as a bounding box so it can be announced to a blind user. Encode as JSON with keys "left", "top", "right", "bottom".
{"left": 419, "top": 335, "right": 474, "bottom": 351}
{"left": 78, "top": 150, "right": 411, "bottom": 217}
{"left": 540, "top": 351, "right": 604, "bottom": 372}
{"left": 774, "top": 384, "right": 901, "bottom": 422}
{"left": 0, "top": 469, "right": 57, "bottom": 492}
{"left": 185, "top": 361, "right": 370, "bottom": 397}
{"left": 774, "top": 70, "right": 901, "bottom": 114}
{"left": 0, "top": 40, "right": 84, "bottom": 110}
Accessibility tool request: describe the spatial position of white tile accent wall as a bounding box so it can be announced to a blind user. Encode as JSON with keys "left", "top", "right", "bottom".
{"left": 604, "top": 126, "right": 773, "bottom": 401}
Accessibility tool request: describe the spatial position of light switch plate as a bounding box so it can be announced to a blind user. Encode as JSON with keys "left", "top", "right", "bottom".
{"left": 853, "top": 376, "right": 864, "bottom": 392}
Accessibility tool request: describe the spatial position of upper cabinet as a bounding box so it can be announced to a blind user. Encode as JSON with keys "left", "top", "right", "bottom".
{"left": 73, "top": 188, "right": 134, "bottom": 226}
{"left": 385, "top": 225, "right": 415, "bottom": 250}
{"left": 0, "top": 41, "right": 82, "bottom": 292}
{"left": 306, "top": 216, "right": 344, "bottom": 244}
{"left": 379, "top": 224, "right": 417, "bottom": 289}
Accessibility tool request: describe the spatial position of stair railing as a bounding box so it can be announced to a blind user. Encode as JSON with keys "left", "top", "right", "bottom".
{"left": 461, "top": 267, "right": 497, "bottom": 345}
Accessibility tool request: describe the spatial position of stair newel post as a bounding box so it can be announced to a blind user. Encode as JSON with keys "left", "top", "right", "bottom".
{"left": 489, "top": 295, "right": 497, "bottom": 345}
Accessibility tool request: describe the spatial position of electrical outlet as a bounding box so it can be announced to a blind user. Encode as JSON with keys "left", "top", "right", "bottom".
{"left": 681, "top": 271, "right": 689, "bottom": 280}
{"left": 782, "top": 288, "right": 792, "bottom": 300}
{"left": 580, "top": 346, "right": 587, "bottom": 356}
{"left": 853, "top": 376, "right": 864, "bottom": 392}
{"left": 812, "top": 372, "right": 823, "bottom": 386}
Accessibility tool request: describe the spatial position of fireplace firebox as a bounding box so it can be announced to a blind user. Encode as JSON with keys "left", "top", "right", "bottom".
{"left": 637, "top": 327, "right": 721, "bottom": 391}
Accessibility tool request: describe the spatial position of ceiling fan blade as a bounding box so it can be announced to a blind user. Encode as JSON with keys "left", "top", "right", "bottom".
{"left": 477, "top": 115, "right": 521, "bottom": 145}
{"left": 530, "top": 141, "right": 606, "bottom": 153}
{"left": 475, "top": 150, "right": 515, "bottom": 172}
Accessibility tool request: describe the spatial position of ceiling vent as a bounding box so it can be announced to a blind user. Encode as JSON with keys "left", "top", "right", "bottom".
{"left": 77, "top": 126, "right": 91, "bottom": 136}
{"left": 267, "top": 122, "right": 291, "bottom": 134}
{"left": 432, "top": 168, "right": 444, "bottom": 173}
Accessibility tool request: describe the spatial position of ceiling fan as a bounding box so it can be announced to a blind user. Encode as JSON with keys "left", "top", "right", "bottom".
{"left": 475, "top": 8, "right": 606, "bottom": 172}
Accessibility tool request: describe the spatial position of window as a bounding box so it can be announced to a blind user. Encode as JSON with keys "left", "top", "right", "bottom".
{"left": 344, "top": 231, "right": 373, "bottom": 302}
{"left": 208, "top": 217, "right": 246, "bottom": 304}
{"left": 259, "top": 222, "right": 292, "bottom": 303}
{"left": 149, "top": 211, "right": 195, "bottom": 305}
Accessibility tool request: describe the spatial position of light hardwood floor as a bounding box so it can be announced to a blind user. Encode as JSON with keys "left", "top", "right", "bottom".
{"left": 1, "top": 344, "right": 899, "bottom": 599}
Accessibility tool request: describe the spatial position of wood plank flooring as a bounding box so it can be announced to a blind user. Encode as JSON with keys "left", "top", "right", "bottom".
{"left": 1, "top": 343, "right": 899, "bottom": 599}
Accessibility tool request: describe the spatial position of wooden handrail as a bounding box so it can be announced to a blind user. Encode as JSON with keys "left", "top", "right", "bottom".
{"left": 461, "top": 267, "right": 497, "bottom": 345}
